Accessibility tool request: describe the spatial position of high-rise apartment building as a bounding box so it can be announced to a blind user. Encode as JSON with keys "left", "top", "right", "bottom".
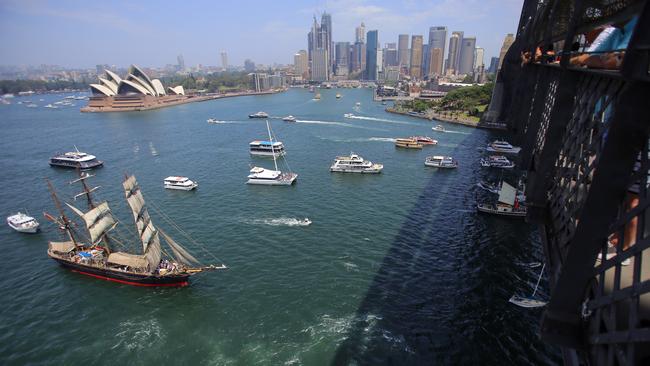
{"left": 409, "top": 35, "right": 423, "bottom": 79}
{"left": 294, "top": 50, "right": 309, "bottom": 79}
{"left": 220, "top": 52, "right": 228, "bottom": 70}
{"left": 365, "top": 30, "right": 379, "bottom": 80}
{"left": 498, "top": 33, "right": 515, "bottom": 70}
{"left": 458, "top": 37, "right": 476, "bottom": 75}
{"left": 446, "top": 32, "right": 463, "bottom": 74}
{"left": 398, "top": 34, "right": 410, "bottom": 69}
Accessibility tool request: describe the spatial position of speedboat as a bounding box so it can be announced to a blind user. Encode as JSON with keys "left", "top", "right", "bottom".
{"left": 355, "top": 102, "right": 361, "bottom": 106}
{"left": 410, "top": 136, "right": 437, "bottom": 145}
{"left": 480, "top": 155, "right": 515, "bottom": 169}
{"left": 163, "top": 176, "right": 198, "bottom": 191}
{"left": 7, "top": 212, "right": 39, "bottom": 233}
{"left": 207, "top": 118, "right": 221, "bottom": 124}
{"left": 301, "top": 218, "right": 312, "bottom": 226}
{"left": 249, "top": 111, "right": 269, "bottom": 119}
{"left": 44, "top": 104, "right": 58, "bottom": 109}
{"left": 336, "top": 94, "right": 342, "bottom": 99}
{"left": 343, "top": 113, "right": 354, "bottom": 118}
{"left": 249, "top": 140, "right": 286, "bottom": 157}
{"left": 49, "top": 149, "right": 104, "bottom": 169}
{"left": 282, "top": 115, "right": 297, "bottom": 122}
{"left": 424, "top": 156, "right": 458, "bottom": 168}
{"left": 330, "top": 153, "right": 383, "bottom": 174}
{"left": 247, "top": 167, "right": 297, "bottom": 185}
{"left": 395, "top": 138, "right": 423, "bottom": 149}
{"left": 486, "top": 140, "right": 521, "bottom": 154}
{"left": 432, "top": 125, "right": 445, "bottom": 132}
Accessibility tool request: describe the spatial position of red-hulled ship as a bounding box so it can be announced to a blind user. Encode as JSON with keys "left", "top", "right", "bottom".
{"left": 44, "top": 173, "right": 226, "bottom": 287}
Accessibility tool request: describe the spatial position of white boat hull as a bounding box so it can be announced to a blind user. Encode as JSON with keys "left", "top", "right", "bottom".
{"left": 7, "top": 221, "right": 39, "bottom": 233}
{"left": 164, "top": 183, "right": 198, "bottom": 191}
{"left": 424, "top": 163, "right": 457, "bottom": 168}
{"left": 247, "top": 177, "right": 297, "bottom": 185}
{"left": 250, "top": 151, "right": 286, "bottom": 158}
{"left": 330, "top": 167, "right": 382, "bottom": 174}
{"left": 486, "top": 146, "right": 521, "bottom": 154}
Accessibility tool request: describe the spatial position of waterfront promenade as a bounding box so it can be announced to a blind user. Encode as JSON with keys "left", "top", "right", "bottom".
{"left": 385, "top": 107, "right": 507, "bottom": 130}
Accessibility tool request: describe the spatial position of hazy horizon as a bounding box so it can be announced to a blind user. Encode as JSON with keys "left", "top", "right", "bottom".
{"left": 0, "top": 0, "right": 524, "bottom": 69}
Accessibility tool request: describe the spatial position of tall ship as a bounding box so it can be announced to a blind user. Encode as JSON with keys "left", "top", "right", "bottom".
{"left": 249, "top": 140, "right": 286, "bottom": 157}
{"left": 330, "top": 153, "right": 383, "bottom": 174}
{"left": 49, "top": 148, "right": 103, "bottom": 169}
{"left": 44, "top": 172, "right": 226, "bottom": 287}
{"left": 247, "top": 121, "right": 297, "bottom": 185}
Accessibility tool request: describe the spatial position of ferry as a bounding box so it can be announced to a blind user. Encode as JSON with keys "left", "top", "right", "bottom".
{"left": 395, "top": 138, "right": 423, "bottom": 149}
{"left": 480, "top": 155, "right": 515, "bottom": 169}
{"left": 424, "top": 156, "right": 458, "bottom": 169}
{"left": 249, "top": 140, "right": 286, "bottom": 157}
{"left": 7, "top": 212, "right": 39, "bottom": 233}
{"left": 49, "top": 149, "right": 104, "bottom": 169}
{"left": 282, "top": 115, "right": 297, "bottom": 122}
{"left": 330, "top": 153, "right": 383, "bottom": 174}
{"left": 432, "top": 125, "right": 445, "bottom": 132}
{"left": 163, "top": 176, "right": 198, "bottom": 191}
{"left": 410, "top": 136, "right": 437, "bottom": 145}
{"left": 486, "top": 140, "right": 521, "bottom": 154}
{"left": 249, "top": 111, "right": 269, "bottom": 119}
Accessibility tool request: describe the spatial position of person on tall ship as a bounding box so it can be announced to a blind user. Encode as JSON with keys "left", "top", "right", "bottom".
{"left": 43, "top": 172, "right": 227, "bottom": 287}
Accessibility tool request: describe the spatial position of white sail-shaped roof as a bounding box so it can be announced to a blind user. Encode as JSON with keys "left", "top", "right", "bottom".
{"left": 167, "top": 85, "right": 185, "bottom": 95}
{"left": 98, "top": 78, "right": 118, "bottom": 94}
{"left": 128, "top": 65, "right": 154, "bottom": 90}
{"left": 123, "top": 175, "right": 162, "bottom": 271}
{"left": 151, "top": 79, "right": 166, "bottom": 96}
{"left": 498, "top": 182, "right": 517, "bottom": 206}
{"left": 126, "top": 74, "right": 157, "bottom": 96}
{"left": 117, "top": 79, "right": 152, "bottom": 95}
{"left": 104, "top": 69, "right": 122, "bottom": 84}
{"left": 90, "top": 83, "right": 115, "bottom": 96}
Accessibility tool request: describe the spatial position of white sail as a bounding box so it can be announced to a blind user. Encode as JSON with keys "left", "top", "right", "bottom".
{"left": 67, "top": 201, "right": 116, "bottom": 244}
{"left": 159, "top": 229, "right": 200, "bottom": 266}
{"left": 123, "top": 175, "right": 162, "bottom": 272}
{"left": 498, "top": 182, "right": 517, "bottom": 206}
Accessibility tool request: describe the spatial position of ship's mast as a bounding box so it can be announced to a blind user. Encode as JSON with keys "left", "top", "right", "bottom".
{"left": 70, "top": 171, "right": 112, "bottom": 254}
{"left": 46, "top": 179, "right": 79, "bottom": 248}
{"left": 266, "top": 120, "right": 279, "bottom": 171}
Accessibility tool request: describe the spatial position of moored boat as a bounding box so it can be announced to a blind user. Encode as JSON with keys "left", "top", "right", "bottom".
{"left": 163, "top": 176, "right": 198, "bottom": 191}
{"left": 249, "top": 140, "right": 286, "bottom": 157}
{"left": 49, "top": 149, "right": 104, "bottom": 169}
{"left": 330, "top": 153, "right": 383, "bottom": 174}
{"left": 7, "top": 212, "right": 39, "bottom": 233}
{"left": 395, "top": 138, "right": 423, "bottom": 149}
{"left": 424, "top": 156, "right": 458, "bottom": 168}
{"left": 486, "top": 140, "right": 521, "bottom": 154}
{"left": 477, "top": 182, "right": 526, "bottom": 218}
{"left": 480, "top": 155, "right": 515, "bottom": 169}
{"left": 249, "top": 111, "right": 269, "bottom": 119}
{"left": 410, "top": 136, "right": 437, "bottom": 145}
{"left": 247, "top": 121, "right": 297, "bottom": 186}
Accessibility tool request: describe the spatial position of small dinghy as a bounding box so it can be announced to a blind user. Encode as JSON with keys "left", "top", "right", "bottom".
{"left": 509, "top": 263, "right": 547, "bottom": 308}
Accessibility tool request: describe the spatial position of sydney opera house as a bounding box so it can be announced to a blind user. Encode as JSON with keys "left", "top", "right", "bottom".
{"left": 82, "top": 65, "right": 206, "bottom": 112}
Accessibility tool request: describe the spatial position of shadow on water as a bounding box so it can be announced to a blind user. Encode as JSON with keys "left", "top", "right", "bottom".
{"left": 330, "top": 139, "right": 562, "bottom": 365}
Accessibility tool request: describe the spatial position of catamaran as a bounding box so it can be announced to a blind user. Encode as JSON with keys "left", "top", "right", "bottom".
{"left": 247, "top": 121, "right": 297, "bottom": 185}
{"left": 49, "top": 148, "right": 104, "bottom": 170}
{"left": 44, "top": 172, "right": 226, "bottom": 287}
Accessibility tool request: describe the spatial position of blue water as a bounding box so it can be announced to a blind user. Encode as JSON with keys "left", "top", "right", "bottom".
{"left": 0, "top": 89, "right": 560, "bottom": 365}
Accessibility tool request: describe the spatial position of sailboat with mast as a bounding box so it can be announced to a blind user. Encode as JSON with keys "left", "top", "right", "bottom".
{"left": 44, "top": 172, "right": 226, "bottom": 287}
{"left": 247, "top": 121, "right": 297, "bottom": 185}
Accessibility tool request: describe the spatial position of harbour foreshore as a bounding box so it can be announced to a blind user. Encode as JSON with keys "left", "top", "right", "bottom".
{"left": 80, "top": 88, "right": 286, "bottom": 113}
{"left": 385, "top": 107, "right": 507, "bottom": 130}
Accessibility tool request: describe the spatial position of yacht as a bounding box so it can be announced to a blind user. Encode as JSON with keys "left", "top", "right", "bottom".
{"left": 480, "top": 155, "right": 515, "bottom": 169}
{"left": 410, "top": 136, "right": 437, "bottom": 145}
{"left": 432, "top": 125, "right": 445, "bottom": 132}
{"left": 330, "top": 153, "right": 383, "bottom": 174}
{"left": 249, "top": 111, "right": 269, "bottom": 119}
{"left": 486, "top": 140, "right": 521, "bottom": 154}
{"left": 249, "top": 140, "right": 286, "bottom": 157}
{"left": 344, "top": 113, "right": 354, "bottom": 118}
{"left": 282, "top": 115, "right": 297, "bottom": 122}
{"left": 7, "top": 212, "right": 39, "bottom": 233}
{"left": 247, "top": 121, "right": 297, "bottom": 186}
{"left": 163, "top": 176, "right": 198, "bottom": 191}
{"left": 424, "top": 156, "right": 458, "bottom": 168}
{"left": 395, "top": 138, "right": 423, "bottom": 149}
{"left": 49, "top": 149, "right": 104, "bottom": 169}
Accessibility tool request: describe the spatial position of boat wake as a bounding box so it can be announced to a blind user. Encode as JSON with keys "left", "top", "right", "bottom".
{"left": 246, "top": 217, "right": 312, "bottom": 227}
{"left": 296, "top": 120, "right": 380, "bottom": 130}
{"left": 345, "top": 115, "right": 415, "bottom": 125}
{"left": 317, "top": 136, "right": 396, "bottom": 143}
{"left": 444, "top": 130, "right": 471, "bottom": 135}
{"left": 113, "top": 318, "right": 165, "bottom": 351}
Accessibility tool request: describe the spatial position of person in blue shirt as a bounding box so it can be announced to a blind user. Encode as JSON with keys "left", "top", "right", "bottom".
{"left": 571, "top": 16, "right": 638, "bottom": 69}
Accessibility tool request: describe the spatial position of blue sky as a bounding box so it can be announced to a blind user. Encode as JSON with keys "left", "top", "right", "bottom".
{"left": 0, "top": 0, "right": 524, "bottom": 68}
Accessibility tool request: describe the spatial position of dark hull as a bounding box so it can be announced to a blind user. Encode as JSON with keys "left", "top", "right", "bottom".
{"left": 51, "top": 257, "right": 189, "bottom": 287}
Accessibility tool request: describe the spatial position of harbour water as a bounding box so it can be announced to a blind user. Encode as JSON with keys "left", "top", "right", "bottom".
{"left": 0, "top": 88, "right": 560, "bottom": 365}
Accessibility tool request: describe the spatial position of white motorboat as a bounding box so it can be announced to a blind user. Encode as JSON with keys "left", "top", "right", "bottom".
{"left": 424, "top": 156, "right": 458, "bottom": 168}
{"left": 49, "top": 148, "right": 103, "bottom": 169}
{"left": 355, "top": 102, "right": 361, "bottom": 106}
{"left": 480, "top": 155, "right": 515, "bottom": 169}
{"left": 7, "top": 212, "right": 40, "bottom": 233}
{"left": 330, "top": 153, "right": 383, "bottom": 174}
{"left": 44, "top": 104, "right": 58, "bottom": 109}
{"left": 301, "top": 218, "right": 312, "bottom": 226}
{"left": 282, "top": 115, "right": 297, "bottom": 122}
{"left": 207, "top": 118, "right": 221, "bottom": 124}
{"left": 247, "top": 121, "right": 297, "bottom": 186}
{"left": 477, "top": 182, "right": 526, "bottom": 217}
{"left": 432, "top": 125, "right": 445, "bottom": 132}
{"left": 249, "top": 111, "right": 269, "bottom": 119}
{"left": 486, "top": 140, "right": 521, "bottom": 154}
{"left": 344, "top": 113, "right": 354, "bottom": 118}
{"left": 164, "top": 176, "right": 198, "bottom": 191}
{"left": 249, "top": 140, "right": 286, "bottom": 157}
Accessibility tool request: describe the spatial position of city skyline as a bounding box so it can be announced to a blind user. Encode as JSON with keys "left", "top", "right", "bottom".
{"left": 0, "top": 0, "right": 524, "bottom": 69}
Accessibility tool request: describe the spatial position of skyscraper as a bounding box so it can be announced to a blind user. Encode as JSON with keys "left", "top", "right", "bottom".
{"left": 488, "top": 56, "right": 500, "bottom": 74}
{"left": 311, "top": 49, "right": 328, "bottom": 81}
{"left": 308, "top": 16, "right": 330, "bottom": 81}
{"left": 427, "top": 47, "right": 444, "bottom": 77}
{"left": 177, "top": 54, "right": 185, "bottom": 71}
{"left": 244, "top": 59, "right": 255, "bottom": 72}
{"left": 220, "top": 52, "right": 228, "bottom": 70}
{"left": 474, "top": 47, "right": 485, "bottom": 72}
{"left": 446, "top": 32, "right": 463, "bottom": 74}
{"left": 409, "top": 35, "right": 423, "bottom": 79}
{"left": 398, "top": 34, "right": 410, "bottom": 69}
{"left": 383, "top": 43, "right": 398, "bottom": 67}
{"left": 365, "top": 30, "right": 379, "bottom": 80}
{"left": 351, "top": 42, "right": 366, "bottom": 73}
{"left": 458, "top": 37, "right": 476, "bottom": 75}
{"left": 294, "top": 50, "right": 309, "bottom": 79}
{"left": 428, "top": 26, "right": 447, "bottom": 76}
{"left": 498, "top": 33, "right": 515, "bottom": 70}
{"left": 335, "top": 42, "right": 350, "bottom": 77}
{"left": 355, "top": 22, "right": 365, "bottom": 44}
{"left": 321, "top": 12, "right": 333, "bottom": 74}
